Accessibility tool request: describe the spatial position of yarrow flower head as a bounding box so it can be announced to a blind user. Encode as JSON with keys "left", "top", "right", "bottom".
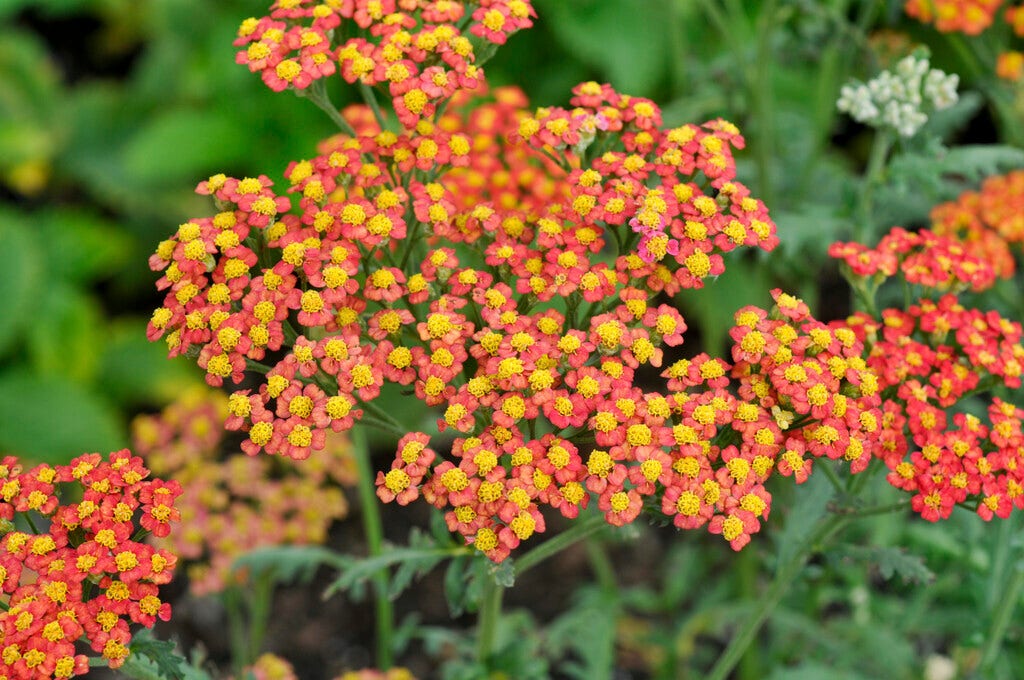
{"left": 904, "top": 0, "right": 1003, "bottom": 35}
{"left": 830, "top": 224, "right": 1024, "bottom": 524}
{"left": 837, "top": 54, "right": 959, "bottom": 137}
{"left": 0, "top": 450, "right": 181, "bottom": 677}
{"left": 929, "top": 169, "right": 1024, "bottom": 278}
{"left": 132, "top": 388, "right": 354, "bottom": 595}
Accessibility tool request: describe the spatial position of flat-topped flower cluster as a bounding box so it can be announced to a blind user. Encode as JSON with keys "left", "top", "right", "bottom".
{"left": 832, "top": 225, "right": 1024, "bottom": 523}
{"left": 148, "top": 0, "right": 1024, "bottom": 567}
{"left": 0, "top": 451, "right": 181, "bottom": 678}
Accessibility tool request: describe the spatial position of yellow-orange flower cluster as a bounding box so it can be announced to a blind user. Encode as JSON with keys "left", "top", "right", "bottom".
{"left": 930, "top": 170, "right": 1024, "bottom": 277}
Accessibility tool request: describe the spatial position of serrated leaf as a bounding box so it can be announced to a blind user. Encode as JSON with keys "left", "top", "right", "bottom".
{"left": 833, "top": 544, "right": 935, "bottom": 584}
{"left": 231, "top": 545, "right": 346, "bottom": 587}
{"left": 390, "top": 528, "right": 450, "bottom": 598}
{"left": 0, "top": 214, "right": 42, "bottom": 358}
{"left": 775, "top": 469, "right": 835, "bottom": 569}
{"left": 124, "top": 629, "right": 193, "bottom": 680}
{"left": 0, "top": 370, "right": 125, "bottom": 463}
{"left": 323, "top": 542, "right": 468, "bottom": 600}
{"left": 490, "top": 559, "right": 516, "bottom": 588}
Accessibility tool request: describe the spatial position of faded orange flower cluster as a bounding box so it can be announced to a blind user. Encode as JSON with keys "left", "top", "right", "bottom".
{"left": 133, "top": 389, "right": 354, "bottom": 594}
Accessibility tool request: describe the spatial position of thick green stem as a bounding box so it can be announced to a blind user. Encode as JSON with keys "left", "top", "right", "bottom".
{"left": 352, "top": 425, "right": 394, "bottom": 669}
{"left": 224, "top": 586, "right": 250, "bottom": 675}
{"left": 705, "top": 512, "right": 849, "bottom": 680}
{"left": 979, "top": 561, "right": 1024, "bottom": 674}
{"left": 248, "top": 572, "right": 275, "bottom": 662}
{"left": 855, "top": 129, "right": 893, "bottom": 244}
{"left": 476, "top": 574, "right": 505, "bottom": 664}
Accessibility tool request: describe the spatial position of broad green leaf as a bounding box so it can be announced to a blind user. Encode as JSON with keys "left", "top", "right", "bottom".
{"left": 681, "top": 258, "right": 772, "bottom": 356}
{"left": 97, "top": 318, "right": 202, "bottom": 406}
{"left": 121, "top": 108, "right": 253, "bottom": 185}
{"left": 537, "top": 0, "right": 672, "bottom": 96}
{"left": 0, "top": 213, "right": 42, "bottom": 358}
{"left": 25, "top": 283, "right": 103, "bottom": 383}
{"left": 36, "top": 208, "right": 133, "bottom": 283}
{"left": 0, "top": 370, "right": 126, "bottom": 463}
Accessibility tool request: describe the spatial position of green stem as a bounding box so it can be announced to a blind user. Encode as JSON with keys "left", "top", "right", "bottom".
{"left": 352, "top": 425, "right": 394, "bottom": 669}
{"left": 304, "top": 80, "right": 359, "bottom": 137}
{"left": 705, "top": 512, "right": 849, "bottom": 680}
{"left": 585, "top": 538, "right": 617, "bottom": 592}
{"left": 248, "top": 572, "right": 275, "bottom": 662}
{"left": 516, "top": 514, "right": 607, "bottom": 575}
{"left": 360, "top": 398, "right": 409, "bottom": 435}
{"left": 360, "top": 82, "right": 390, "bottom": 132}
{"left": 978, "top": 561, "right": 1024, "bottom": 673}
{"left": 855, "top": 129, "right": 894, "bottom": 244}
{"left": 750, "top": 0, "right": 779, "bottom": 208}
{"left": 224, "top": 586, "right": 250, "bottom": 675}
{"left": 476, "top": 573, "right": 505, "bottom": 663}
{"left": 818, "top": 460, "right": 845, "bottom": 495}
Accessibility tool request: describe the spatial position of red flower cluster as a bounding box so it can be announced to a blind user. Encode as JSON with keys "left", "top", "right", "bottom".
{"left": 829, "top": 226, "right": 997, "bottom": 292}
{"left": 234, "top": 0, "right": 534, "bottom": 127}
{"left": 133, "top": 389, "right": 354, "bottom": 595}
{"left": 376, "top": 290, "right": 883, "bottom": 558}
{"left": 930, "top": 169, "right": 1024, "bottom": 277}
{"left": 0, "top": 451, "right": 181, "bottom": 678}
{"left": 837, "top": 295, "right": 1024, "bottom": 522}
{"left": 146, "top": 80, "right": 777, "bottom": 466}
{"left": 146, "top": 74, "right": 786, "bottom": 559}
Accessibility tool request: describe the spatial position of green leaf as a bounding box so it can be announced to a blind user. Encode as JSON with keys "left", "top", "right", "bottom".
{"left": 0, "top": 370, "right": 126, "bottom": 463}
{"left": 36, "top": 208, "right": 133, "bottom": 283}
{"left": 231, "top": 544, "right": 346, "bottom": 587}
{"left": 831, "top": 544, "right": 935, "bottom": 584}
{"left": 544, "top": 586, "right": 619, "bottom": 679}
{"left": 537, "top": 0, "right": 672, "bottom": 96}
{"left": 123, "top": 629, "right": 193, "bottom": 680}
{"left": 25, "top": 283, "right": 104, "bottom": 383}
{"left": 97, "top": 319, "right": 202, "bottom": 406}
{"left": 681, "top": 258, "right": 772, "bottom": 356}
{"left": 323, "top": 537, "right": 466, "bottom": 600}
{"left": 120, "top": 108, "right": 253, "bottom": 185}
{"left": 0, "top": 213, "right": 42, "bottom": 358}
{"left": 390, "top": 527, "right": 451, "bottom": 598}
{"left": 774, "top": 469, "right": 834, "bottom": 569}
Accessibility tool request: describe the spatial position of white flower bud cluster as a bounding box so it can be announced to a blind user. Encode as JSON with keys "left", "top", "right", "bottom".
{"left": 837, "top": 55, "right": 959, "bottom": 137}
